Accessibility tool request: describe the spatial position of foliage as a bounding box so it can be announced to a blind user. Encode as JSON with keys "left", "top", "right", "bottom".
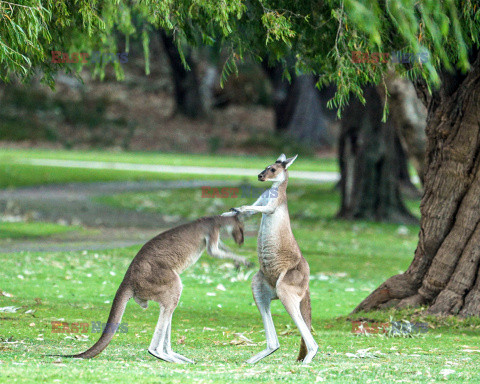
{"left": 143, "top": 0, "right": 480, "bottom": 113}
{"left": 2, "top": 1, "right": 479, "bottom": 110}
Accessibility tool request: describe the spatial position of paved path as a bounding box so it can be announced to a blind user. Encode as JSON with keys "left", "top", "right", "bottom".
{"left": 18, "top": 158, "right": 341, "bottom": 183}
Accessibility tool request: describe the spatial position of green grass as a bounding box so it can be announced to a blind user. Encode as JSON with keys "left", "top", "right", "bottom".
{"left": 2, "top": 214, "right": 480, "bottom": 382}
{"left": 3, "top": 242, "right": 480, "bottom": 383}
{"left": 0, "top": 221, "right": 81, "bottom": 240}
{"left": 0, "top": 148, "right": 337, "bottom": 188}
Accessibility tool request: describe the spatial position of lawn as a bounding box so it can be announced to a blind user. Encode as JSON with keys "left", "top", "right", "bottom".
{"left": 0, "top": 148, "right": 339, "bottom": 171}
{"left": 0, "top": 148, "right": 338, "bottom": 188}
{"left": 0, "top": 221, "right": 81, "bottom": 240}
{"left": 1, "top": 149, "right": 479, "bottom": 383}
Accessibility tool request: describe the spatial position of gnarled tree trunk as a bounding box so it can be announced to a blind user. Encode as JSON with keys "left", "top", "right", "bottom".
{"left": 337, "top": 86, "right": 417, "bottom": 224}
{"left": 354, "top": 51, "right": 480, "bottom": 316}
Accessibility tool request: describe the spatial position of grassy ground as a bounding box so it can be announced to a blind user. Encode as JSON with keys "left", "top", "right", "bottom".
{"left": 0, "top": 148, "right": 338, "bottom": 171}
{"left": 0, "top": 148, "right": 338, "bottom": 188}
{"left": 1, "top": 149, "right": 480, "bottom": 383}
{"left": 0, "top": 222, "right": 81, "bottom": 240}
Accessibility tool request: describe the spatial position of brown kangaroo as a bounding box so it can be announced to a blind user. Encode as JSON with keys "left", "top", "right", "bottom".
{"left": 226, "top": 153, "right": 318, "bottom": 364}
{"left": 58, "top": 215, "right": 245, "bottom": 363}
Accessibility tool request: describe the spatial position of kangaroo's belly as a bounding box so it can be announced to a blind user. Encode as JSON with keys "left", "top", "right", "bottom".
{"left": 258, "top": 210, "right": 299, "bottom": 283}
{"left": 175, "top": 246, "right": 205, "bottom": 273}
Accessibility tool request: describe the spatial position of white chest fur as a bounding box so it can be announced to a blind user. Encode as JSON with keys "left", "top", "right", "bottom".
{"left": 258, "top": 204, "right": 287, "bottom": 251}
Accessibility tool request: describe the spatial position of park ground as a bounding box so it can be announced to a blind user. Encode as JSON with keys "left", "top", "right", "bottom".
{"left": 1, "top": 148, "right": 480, "bottom": 383}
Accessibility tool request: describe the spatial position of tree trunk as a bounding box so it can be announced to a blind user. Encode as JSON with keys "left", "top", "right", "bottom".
{"left": 337, "top": 86, "right": 417, "bottom": 224}
{"left": 353, "top": 51, "right": 480, "bottom": 316}
{"left": 159, "top": 30, "right": 207, "bottom": 118}
{"left": 262, "top": 63, "right": 334, "bottom": 146}
{"left": 380, "top": 74, "right": 427, "bottom": 185}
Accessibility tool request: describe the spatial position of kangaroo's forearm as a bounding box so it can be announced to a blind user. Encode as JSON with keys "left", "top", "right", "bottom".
{"left": 242, "top": 205, "right": 276, "bottom": 214}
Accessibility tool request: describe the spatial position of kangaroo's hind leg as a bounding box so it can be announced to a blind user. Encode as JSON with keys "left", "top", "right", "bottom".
{"left": 163, "top": 320, "right": 195, "bottom": 363}
{"left": 246, "top": 271, "right": 280, "bottom": 364}
{"left": 277, "top": 268, "right": 318, "bottom": 365}
{"left": 147, "top": 270, "right": 192, "bottom": 363}
{"left": 148, "top": 306, "right": 180, "bottom": 363}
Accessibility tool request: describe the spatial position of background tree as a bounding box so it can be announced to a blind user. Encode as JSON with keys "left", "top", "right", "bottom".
{"left": 158, "top": 30, "right": 207, "bottom": 118}
{"left": 337, "top": 86, "right": 418, "bottom": 223}
{"left": 380, "top": 74, "right": 427, "bottom": 186}
{"left": 262, "top": 62, "right": 335, "bottom": 146}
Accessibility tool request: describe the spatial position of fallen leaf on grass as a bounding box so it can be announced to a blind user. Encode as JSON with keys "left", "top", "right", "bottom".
{"left": 280, "top": 325, "right": 298, "bottom": 336}
{"left": 177, "top": 336, "right": 186, "bottom": 345}
{"left": 230, "top": 333, "right": 257, "bottom": 346}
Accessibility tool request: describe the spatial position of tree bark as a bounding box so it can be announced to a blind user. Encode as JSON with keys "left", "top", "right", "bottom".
{"left": 159, "top": 30, "right": 207, "bottom": 118}
{"left": 337, "top": 86, "right": 417, "bottom": 224}
{"left": 354, "top": 50, "right": 480, "bottom": 316}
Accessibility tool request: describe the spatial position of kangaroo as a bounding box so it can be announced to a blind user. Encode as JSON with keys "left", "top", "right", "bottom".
{"left": 57, "top": 215, "right": 246, "bottom": 363}
{"left": 225, "top": 154, "right": 318, "bottom": 364}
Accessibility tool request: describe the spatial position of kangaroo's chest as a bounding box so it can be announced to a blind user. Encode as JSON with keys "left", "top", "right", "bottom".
{"left": 258, "top": 209, "right": 286, "bottom": 248}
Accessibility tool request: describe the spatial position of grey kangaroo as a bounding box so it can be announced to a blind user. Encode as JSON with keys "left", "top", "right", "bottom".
{"left": 59, "top": 215, "right": 245, "bottom": 363}
{"left": 224, "top": 154, "right": 318, "bottom": 364}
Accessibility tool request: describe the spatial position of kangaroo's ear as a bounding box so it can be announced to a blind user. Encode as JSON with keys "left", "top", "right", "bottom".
{"left": 283, "top": 154, "right": 298, "bottom": 169}
{"left": 276, "top": 153, "right": 287, "bottom": 163}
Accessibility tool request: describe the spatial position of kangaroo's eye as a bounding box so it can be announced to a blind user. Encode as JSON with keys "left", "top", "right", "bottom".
{"left": 270, "top": 168, "right": 276, "bottom": 173}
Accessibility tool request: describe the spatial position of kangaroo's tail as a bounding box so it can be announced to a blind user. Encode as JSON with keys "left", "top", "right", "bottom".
{"left": 297, "top": 288, "right": 312, "bottom": 361}
{"left": 59, "top": 283, "right": 132, "bottom": 359}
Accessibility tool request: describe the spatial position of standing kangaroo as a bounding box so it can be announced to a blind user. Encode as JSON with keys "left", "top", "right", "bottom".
{"left": 225, "top": 154, "right": 318, "bottom": 364}
{"left": 58, "top": 215, "right": 245, "bottom": 363}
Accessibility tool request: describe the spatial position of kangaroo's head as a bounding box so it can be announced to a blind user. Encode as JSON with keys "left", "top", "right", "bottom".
{"left": 257, "top": 153, "right": 298, "bottom": 183}
{"left": 231, "top": 215, "right": 244, "bottom": 245}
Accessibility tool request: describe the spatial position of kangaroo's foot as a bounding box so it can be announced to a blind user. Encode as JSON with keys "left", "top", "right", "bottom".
{"left": 148, "top": 348, "right": 184, "bottom": 363}
{"left": 299, "top": 344, "right": 318, "bottom": 365}
{"left": 246, "top": 346, "right": 279, "bottom": 364}
{"left": 169, "top": 351, "right": 195, "bottom": 364}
